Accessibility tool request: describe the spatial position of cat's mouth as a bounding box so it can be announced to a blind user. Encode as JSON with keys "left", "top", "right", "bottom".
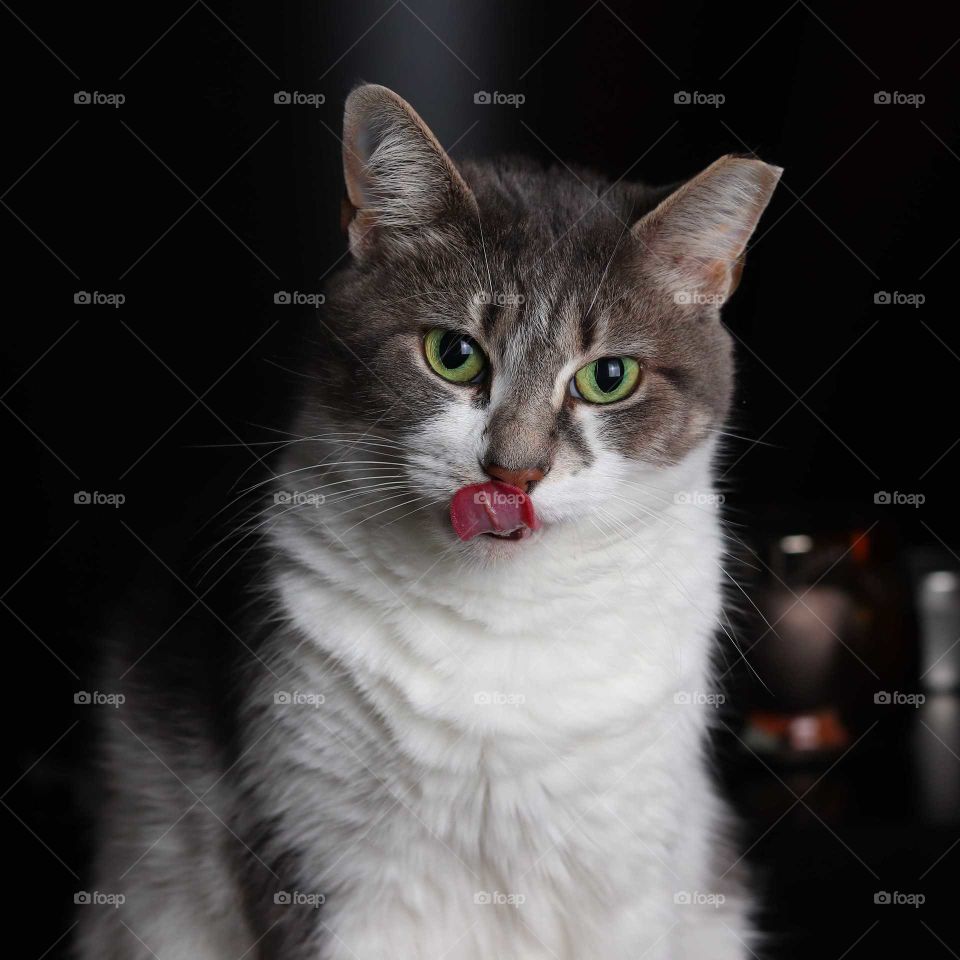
{"left": 449, "top": 481, "right": 540, "bottom": 542}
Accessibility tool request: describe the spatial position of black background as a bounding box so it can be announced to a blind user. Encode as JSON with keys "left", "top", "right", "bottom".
{"left": 3, "top": 1, "right": 960, "bottom": 956}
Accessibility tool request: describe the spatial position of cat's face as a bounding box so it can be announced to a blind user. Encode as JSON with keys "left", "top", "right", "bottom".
{"left": 293, "top": 85, "right": 780, "bottom": 556}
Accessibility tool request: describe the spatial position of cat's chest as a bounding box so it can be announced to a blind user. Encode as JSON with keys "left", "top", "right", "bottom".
{"left": 277, "top": 577, "right": 715, "bottom": 787}
{"left": 254, "top": 520, "right": 721, "bottom": 897}
{"left": 276, "top": 516, "right": 720, "bottom": 746}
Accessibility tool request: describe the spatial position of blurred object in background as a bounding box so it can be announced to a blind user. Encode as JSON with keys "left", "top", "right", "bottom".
{"left": 913, "top": 693, "right": 960, "bottom": 826}
{"left": 911, "top": 559, "right": 960, "bottom": 693}
{"left": 908, "top": 549, "right": 960, "bottom": 825}
{"left": 744, "top": 525, "right": 915, "bottom": 760}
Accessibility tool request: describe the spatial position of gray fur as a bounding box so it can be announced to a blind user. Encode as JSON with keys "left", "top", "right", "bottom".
{"left": 76, "top": 84, "right": 780, "bottom": 960}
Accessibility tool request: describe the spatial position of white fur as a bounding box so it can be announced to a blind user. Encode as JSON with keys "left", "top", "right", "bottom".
{"left": 77, "top": 92, "right": 777, "bottom": 959}
{"left": 77, "top": 433, "right": 751, "bottom": 960}
{"left": 240, "top": 437, "right": 751, "bottom": 959}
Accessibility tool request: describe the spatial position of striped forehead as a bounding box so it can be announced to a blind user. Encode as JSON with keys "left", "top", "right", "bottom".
{"left": 479, "top": 252, "right": 600, "bottom": 342}
{"left": 480, "top": 288, "right": 584, "bottom": 394}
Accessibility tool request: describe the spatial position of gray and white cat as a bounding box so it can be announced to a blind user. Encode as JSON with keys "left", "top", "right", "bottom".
{"left": 77, "top": 84, "right": 781, "bottom": 960}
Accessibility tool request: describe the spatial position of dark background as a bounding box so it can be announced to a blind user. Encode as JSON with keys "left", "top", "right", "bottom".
{"left": 3, "top": 1, "right": 959, "bottom": 956}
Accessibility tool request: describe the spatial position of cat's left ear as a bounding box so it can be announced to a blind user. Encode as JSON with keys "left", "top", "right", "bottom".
{"left": 341, "top": 84, "right": 477, "bottom": 258}
{"left": 632, "top": 155, "right": 782, "bottom": 304}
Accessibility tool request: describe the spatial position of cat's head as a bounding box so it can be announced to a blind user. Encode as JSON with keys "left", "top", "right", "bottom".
{"left": 286, "top": 84, "right": 780, "bottom": 559}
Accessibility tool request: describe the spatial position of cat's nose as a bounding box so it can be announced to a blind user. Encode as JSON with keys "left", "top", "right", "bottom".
{"left": 482, "top": 464, "right": 546, "bottom": 493}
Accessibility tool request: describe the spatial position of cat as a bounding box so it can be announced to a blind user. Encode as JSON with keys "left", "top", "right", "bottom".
{"left": 76, "top": 83, "right": 781, "bottom": 960}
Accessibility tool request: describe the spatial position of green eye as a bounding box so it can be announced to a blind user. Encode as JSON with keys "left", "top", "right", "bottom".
{"left": 424, "top": 329, "right": 487, "bottom": 384}
{"left": 572, "top": 356, "right": 641, "bottom": 404}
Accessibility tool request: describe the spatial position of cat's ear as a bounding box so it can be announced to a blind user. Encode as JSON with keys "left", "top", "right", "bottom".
{"left": 341, "top": 84, "right": 476, "bottom": 258}
{"left": 632, "top": 155, "right": 782, "bottom": 304}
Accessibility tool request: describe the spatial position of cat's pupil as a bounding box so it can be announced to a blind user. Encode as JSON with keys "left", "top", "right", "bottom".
{"left": 595, "top": 358, "right": 625, "bottom": 392}
{"left": 439, "top": 332, "right": 473, "bottom": 369}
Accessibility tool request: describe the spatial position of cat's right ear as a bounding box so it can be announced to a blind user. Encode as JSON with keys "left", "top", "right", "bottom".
{"left": 631, "top": 155, "right": 782, "bottom": 305}
{"left": 341, "top": 84, "right": 476, "bottom": 259}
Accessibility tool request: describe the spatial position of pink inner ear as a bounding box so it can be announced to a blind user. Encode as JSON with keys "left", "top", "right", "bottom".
{"left": 633, "top": 156, "right": 782, "bottom": 302}
{"left": 702, "top": 257, "right": 733, "bottom": 296}
{"left": 340, "top": 197, "right": 356, "bottom": 234}
{"left": 340, "top": 84, "right": 479, "bottom": 263}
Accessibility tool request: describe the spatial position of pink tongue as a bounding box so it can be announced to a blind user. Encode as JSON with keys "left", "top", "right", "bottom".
{"left": 450, "top": 481, "right": 540, "bottom": 542}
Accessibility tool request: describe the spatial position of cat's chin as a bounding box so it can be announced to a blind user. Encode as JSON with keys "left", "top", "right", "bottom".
{"left": 482, "top": 528, "right": 532, "bottom": 542}
{"left": 455, "top": 524, "right": 541, "bottom": 560}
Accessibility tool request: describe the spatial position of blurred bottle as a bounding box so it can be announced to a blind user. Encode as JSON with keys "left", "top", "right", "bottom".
{"left": 746, "top": 528, "right": 912, "bottom": 758}
{"left": 909, "top": 554, "right": 960, "bottom": 824}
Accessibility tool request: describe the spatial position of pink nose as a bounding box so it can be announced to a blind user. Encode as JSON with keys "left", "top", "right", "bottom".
{"left": 482, "top": 464, "right": 545, "bottom": 493}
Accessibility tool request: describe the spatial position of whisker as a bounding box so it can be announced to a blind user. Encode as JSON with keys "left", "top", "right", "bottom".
{"left": 237, "top": 461, "right": 408, "bottom": 497}
{"left": 704, "top": 427, "right": 780, "bottom": 448}
{"left": 194, "top": 478, "right": 410, "bottom": 580}
{"left": 378, "top": 497, "right": 443, "bottom": 529}
{"left": 321, "top": 489, "right": 417, "bottom": 522}
{"left": 196, "top": 467, "right": 408, "bottom": 547}
{"left": 340, "top": 494, "right": 435, "bottom": 537}
{"left": 597, "top": 500, "right": 771, "bottom": 694}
